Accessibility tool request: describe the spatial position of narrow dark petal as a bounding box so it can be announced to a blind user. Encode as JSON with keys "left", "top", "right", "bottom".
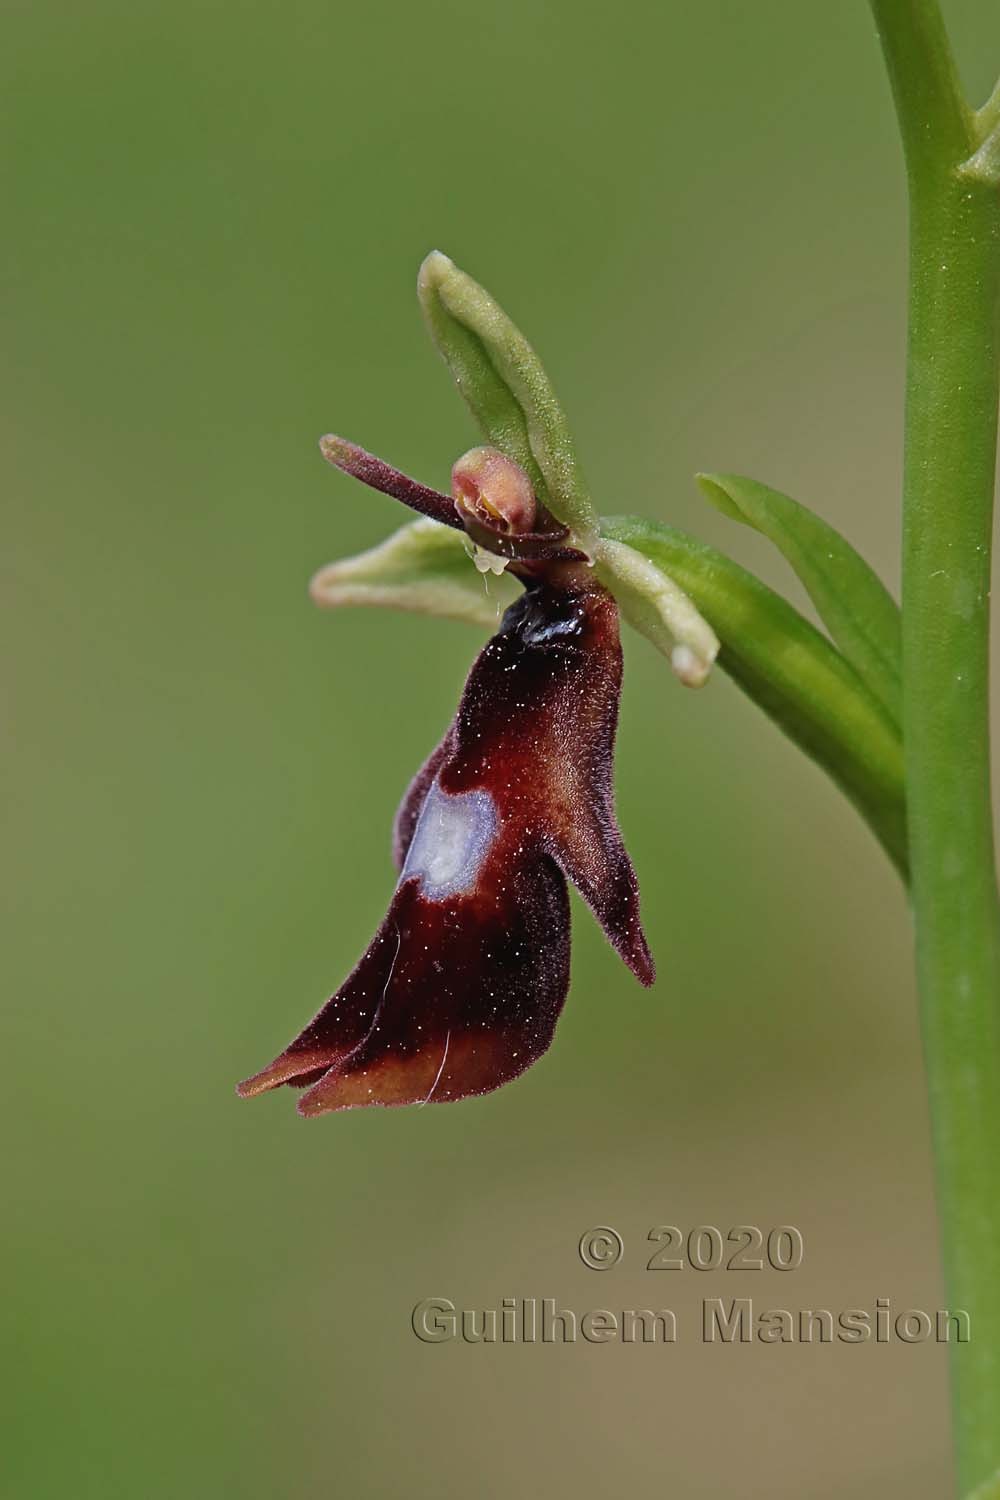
{"left": 319, "top": 435, "right": 462, "bottom": 530}
{"left": 239, "top": 570, "right": 652, "bottom": 1114}
{"left": 320, "top": 434, "right": 584, "bottom": 563}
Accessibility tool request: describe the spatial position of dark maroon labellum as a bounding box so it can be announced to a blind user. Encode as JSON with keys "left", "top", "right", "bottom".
{"left": 238, "top": 568, "right": 654, "bottom": 1114}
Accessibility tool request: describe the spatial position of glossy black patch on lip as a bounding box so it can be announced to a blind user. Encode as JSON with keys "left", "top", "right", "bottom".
{"left": 499, "top": 587, "right": 587, "bottom": 647}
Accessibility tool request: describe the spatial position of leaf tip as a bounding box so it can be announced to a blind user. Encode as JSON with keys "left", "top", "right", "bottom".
{"left": 694, "top": 472, "right": 744, "bottom": 523}
{"left": 417, "top": 249, "right": 454, "bottom": 297}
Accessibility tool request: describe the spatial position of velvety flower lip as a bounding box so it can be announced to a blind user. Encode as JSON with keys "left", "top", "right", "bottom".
{"left": 238, "top": 253, "right": 729, "bottom": 1117}
{"left": 237, "top": 565, "right": 654, "bottom": 1115}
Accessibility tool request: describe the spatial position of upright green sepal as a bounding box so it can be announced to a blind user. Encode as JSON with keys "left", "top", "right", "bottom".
{"left": 418, "top": 252, "right": 600, "bottom": 555}
{"left": 697, "top": 472, "right": 902, "bottom": 723}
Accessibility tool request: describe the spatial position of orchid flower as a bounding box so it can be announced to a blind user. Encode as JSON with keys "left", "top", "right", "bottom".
{"left": 237, "top": 251, "right": 906, "bottom": 1116}
{"left": 238, "top": 445, "right": 656, "bottom": 1112}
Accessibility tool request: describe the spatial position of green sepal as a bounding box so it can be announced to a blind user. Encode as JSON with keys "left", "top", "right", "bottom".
{"left": 309, "top": 517, "right": 518, "bottom": 628}
{"left": 418, "top": 252, "right": 600, "bottom": 554}
{"left": 595, "top": 536, "right": 719, "bottom": 687}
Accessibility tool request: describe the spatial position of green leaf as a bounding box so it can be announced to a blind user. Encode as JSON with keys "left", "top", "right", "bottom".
{"left": 309, "top": 517, "right": 518, "bottom": 627}
{"left": 418, "top": 251, "right": 600, "bottom": 554}
{"left": 600, "top": 515, "right": 908, "bottom": 876}
{"left": 697, "top": 473, "right": 902, "bottom": 722}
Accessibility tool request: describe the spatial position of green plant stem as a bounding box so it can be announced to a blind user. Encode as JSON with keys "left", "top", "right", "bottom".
{"left": 871, "top": 2, "right": 1000, "bottom": 1491}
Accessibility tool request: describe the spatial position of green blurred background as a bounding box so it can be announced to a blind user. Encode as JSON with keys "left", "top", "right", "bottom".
{"left": 5, "top": 2, "right": 1000, "bottom": 1495}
